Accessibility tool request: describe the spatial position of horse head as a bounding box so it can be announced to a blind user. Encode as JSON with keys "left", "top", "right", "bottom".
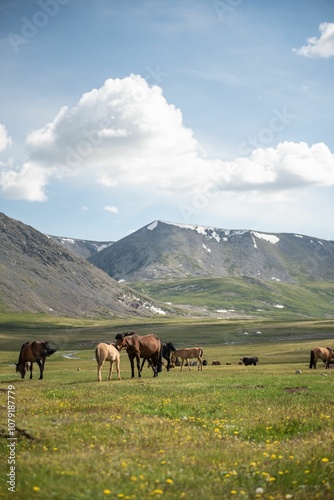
{"left": 15, "top": 362, "right": 26, "bottom": 379}
{"left": 115, "top": 333, "right": 127, "bottom": 351}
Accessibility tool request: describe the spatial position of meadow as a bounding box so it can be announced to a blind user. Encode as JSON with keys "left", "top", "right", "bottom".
{"left": 0, "top": 316, "right": 334, "bottom": 499}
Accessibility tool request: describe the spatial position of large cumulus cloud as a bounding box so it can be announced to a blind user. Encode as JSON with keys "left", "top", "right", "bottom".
{"left": 0, "top": 74, "right": 334, "bottom": 202}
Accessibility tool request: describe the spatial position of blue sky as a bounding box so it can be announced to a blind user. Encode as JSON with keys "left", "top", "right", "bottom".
{"left": 0, "top": 0, "right": 334, "bottom": 241}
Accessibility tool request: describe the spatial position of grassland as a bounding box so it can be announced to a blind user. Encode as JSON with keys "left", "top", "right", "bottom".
{"left": 131, "top": 277, "right": 334, "bottom": 319}
{"left": 1, "top": 314, "right": 334, "bottom": 499}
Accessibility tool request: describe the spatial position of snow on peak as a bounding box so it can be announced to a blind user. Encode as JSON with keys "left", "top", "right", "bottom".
{"left": 251, "top": 231, "right": 280, "bottom": 244}
{"left": 147, "top": 221, "right": 158, "bottom": 230}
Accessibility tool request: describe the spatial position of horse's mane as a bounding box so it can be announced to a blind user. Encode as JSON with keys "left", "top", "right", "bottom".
{"left": 18, "top": 341, "right": 30, "bottom": 361}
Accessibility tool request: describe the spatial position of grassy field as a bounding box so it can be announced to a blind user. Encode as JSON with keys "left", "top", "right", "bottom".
{"left": 131, "top": 277, "right": 334, "bottom": 319}
{"left": 1, "top": 316, "right": 334, "bottom": 499}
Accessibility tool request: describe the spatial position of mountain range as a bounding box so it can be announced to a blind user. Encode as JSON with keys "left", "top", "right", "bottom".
{"left": 0, "top": 212, "right": 167, "bottom": 318}
{"left": 88, "top": 220, "right": 334, "bottom": 283}
{"left": 1, "top": 214, "right": 334, "bottom": 319}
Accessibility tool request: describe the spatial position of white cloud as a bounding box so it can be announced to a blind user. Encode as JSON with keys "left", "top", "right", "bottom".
{"left": 294, "top": 22, "right": 334, "bottom": 58}
{"left": 104, "top": 205, "right": 119, "bottom": 214}
{"left": 0, "top": 123, "right": 12, "bottom": 152}
{"left": 0, "top": 75, "right": 334, "bottom": 203}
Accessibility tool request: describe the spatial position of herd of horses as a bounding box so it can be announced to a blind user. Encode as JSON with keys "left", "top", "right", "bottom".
{"left": 15, "top": 335, "right": 334, "bottom": 381}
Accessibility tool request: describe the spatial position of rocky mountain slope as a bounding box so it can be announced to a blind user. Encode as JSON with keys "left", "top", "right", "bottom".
{"left": 48, "top": 235, "right": 113, "bottom": 259}
{"left": 89, "top": 220, "right": 334, "bottom": 283}
{"left": 0, "top": 213, "right": 168, "bottom": 318}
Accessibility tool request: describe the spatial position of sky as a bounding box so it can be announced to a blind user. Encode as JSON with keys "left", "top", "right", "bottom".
{"left": 0, "top": 0, "right": 334, "bottom": 242}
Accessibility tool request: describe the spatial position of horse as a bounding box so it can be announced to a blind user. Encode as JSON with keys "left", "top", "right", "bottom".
{"left": 16, "top": 341, "right": 57, "bottom": 379}
{"left": 114, "top": 332, "right": 163, "bottom": 378}
{"left": 170, "top": 347, "right": 204, "bottom": 371}
{"left": 140, "top": 341, "right": 176, "bottom": 372}
{"left": 309, "top": 346, "right": 334, "bottom": 369}
{"left": 95, "top": 343, "right": 121, "bottom": 382}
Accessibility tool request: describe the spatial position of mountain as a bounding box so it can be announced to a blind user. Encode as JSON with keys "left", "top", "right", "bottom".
{"left": 48, "top": 235, "right": 113, "bottom": 259}
{"left": 89, "top": 220, "right": 334, "bottom": 283}
{"left": 0, "top": 213, "right": 169, "bottom": 318}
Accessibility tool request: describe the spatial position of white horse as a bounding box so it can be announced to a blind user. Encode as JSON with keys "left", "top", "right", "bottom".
{"left": 95, "top": 343, "right": 121, "bottom": 382}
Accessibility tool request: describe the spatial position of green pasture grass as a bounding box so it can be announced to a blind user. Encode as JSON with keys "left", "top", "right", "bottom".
{"left": 1, "top": 343, "right": 334, "bottom": 500}
{"left": 132, "top": 277, "right": 334, "bottom": 319}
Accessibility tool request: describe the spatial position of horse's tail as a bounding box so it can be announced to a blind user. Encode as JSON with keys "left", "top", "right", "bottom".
{"left": 42, "top": 342, "right": 57, "bottom": 357}
{"left": 309, "top": 349, "right": 315, "bottom": 369}
{"left": 157, "top": 340, "right": 163, "bottom": 373}
{"left": 95, "top": 346, "right": 101, "bottom": 363}
{"left": 200, "top": 347, "right": 204, "bottom": 358}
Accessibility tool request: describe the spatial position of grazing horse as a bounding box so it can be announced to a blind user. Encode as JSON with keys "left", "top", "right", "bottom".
{"left": 95, "top": 343, "right": 121, "bottom": 382}
{"left": 309, "top": 346, "right": 334, "bottom": 369}
{"left": 141, "top": 341, "right": 176, "bottom": 372}
{"left": 115, "top": 332, "right": 163, "bottom": 378}
{"left": 171, "top": 347, "right": 204, "bottom": 371}
{"left": 16, "top": 341, "right": 57, "bottom": 379}
{"left": 240, "top": 356, "right": 259, "bottom": 366}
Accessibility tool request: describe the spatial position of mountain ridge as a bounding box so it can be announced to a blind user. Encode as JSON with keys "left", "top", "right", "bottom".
{"left": 89, "top": 220, "right": 334, "bottom": 283}
{"left": 0, "top": 213, "right": 169, "bottom": 318}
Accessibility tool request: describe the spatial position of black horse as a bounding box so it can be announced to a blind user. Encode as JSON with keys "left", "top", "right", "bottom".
{"left": 141, "top": 341, "right": 176, "bottom": 372}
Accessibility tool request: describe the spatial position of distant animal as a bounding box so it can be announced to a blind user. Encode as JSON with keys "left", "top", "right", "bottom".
{"left": 95, "top": 343, "right": 121, "bottom": 382}
{"left": 16, "top": 341, "right": 57, "bottom": 379}
{"left": 170, "top": 347, "right": 204, "bottom": 371}
{"left": 212, "top": 360, "right": 221, "bottom": 365}
{"left": 240, "top": 356, "right": 258, "bottom": 366}
{"left": 141, "top": 341, "right": 176, "bottom": 372}
{"left": 203, "top": 360, "right": 207, "bottom": 366}
{"left": 115, "top": 332, "right": 163, "bottom": 378}
{"left": 309, "top": 346, "right": 334, "bottom": 369}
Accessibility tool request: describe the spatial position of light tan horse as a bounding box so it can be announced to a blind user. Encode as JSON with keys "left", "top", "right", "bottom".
{"left": 171, "top": 347, "right": 204, "bottom": 371}
{"left": 309, "top": 346, "right": 334, "bottom": 369}
{"left": 95, "top": 343, "right": 121, "bottom": 382}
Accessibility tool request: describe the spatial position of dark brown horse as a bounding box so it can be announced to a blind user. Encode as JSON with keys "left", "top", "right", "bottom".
{"left": 309, "top": 346, "right": 334, "bottom": 369}
{"left": 16, "top": 341, "right": 57, "bottom": 379}
{"left": 115, "top": 332, "right": 162, "bottom": 378}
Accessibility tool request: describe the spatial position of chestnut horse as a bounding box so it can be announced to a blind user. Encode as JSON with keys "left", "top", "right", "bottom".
{"left": 171, "top": 347, "right": 204, "bottom": 371}
{"left": 16, "top": 341, "right": 57, "bottom": 379}
{"left": 115, "top": 332, "right": 162, "bottom": 378}
{"left": 95, "top": 342, "right": 121, "bottom": 382}
{"left": 309, "top": 346, "right": 334, "bottom": 369}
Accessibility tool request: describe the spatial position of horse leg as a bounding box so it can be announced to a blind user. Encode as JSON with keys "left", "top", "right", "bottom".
{"left": 108, "top": 360, "right": 113, "bottom": 380}
{"left": 180, "top": 358, "right": 184, "bottom": 371}
{"left": 29, "top": 362, "right": 33, "bottom": 379}
{"left": 136, "top": 354, "right": 141, "bottom": 378}
{"left": 140, "top": 358, "right": 146, "bottom": 372}
{"left": 116, "top": 357, "right": 121, "bottom": 380}
{"left": 187, "top": 358, "right": 191, "bottom": 370}
{"left": 130, "top": 356, "right": 135, "bottom": 378}
{"left": 36, "top": 359, "right": 44, "bottom": 379}
{"left": 97, "top": 362, "right": 102, "bottom": 382}
{"left": 198, "top": 357, "right": 202, "bottom": 370}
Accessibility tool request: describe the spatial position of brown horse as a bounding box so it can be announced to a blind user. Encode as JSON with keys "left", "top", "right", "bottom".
{"left": 171, "top": 347, "right": 204, "bottom": 371}
{"left": 309, "top": 346, "right": 334, "bottom": 369}
{"left": 115, "top": 332, "right": 162, "bottom": 378}
{"left": 16, "top": 341, "right": 57, "bottom": 379}
{"left": 95, "top": 343, "right": 121, "bottom": 382}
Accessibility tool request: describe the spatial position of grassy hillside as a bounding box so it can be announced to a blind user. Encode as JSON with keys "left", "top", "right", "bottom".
{"left": 132, "top": 277, "right": 334, "bottom": 319}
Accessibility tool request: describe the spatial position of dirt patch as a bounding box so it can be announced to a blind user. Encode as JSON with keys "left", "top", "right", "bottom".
{"left": 284, "top": 387, "right": 308, "bottom": 394}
